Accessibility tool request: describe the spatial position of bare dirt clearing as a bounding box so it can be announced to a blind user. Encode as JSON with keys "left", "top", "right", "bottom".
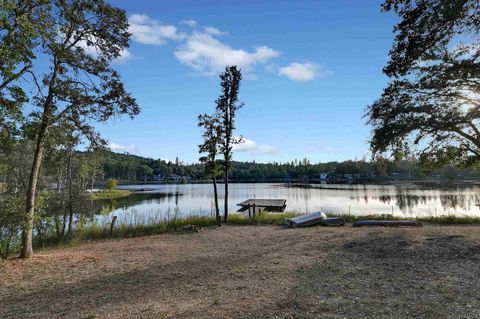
{"left": 1, "top": 225, "right": 480, "bottom": 318}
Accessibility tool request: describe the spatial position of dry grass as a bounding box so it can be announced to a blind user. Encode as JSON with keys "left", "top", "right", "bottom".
{"left": 1, "top": 225, "right": 480, "bottom": 318}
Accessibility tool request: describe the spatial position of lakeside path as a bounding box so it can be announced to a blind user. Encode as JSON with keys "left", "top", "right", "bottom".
{"left": 1, "top": 225, "right": 480, "bottom": 318}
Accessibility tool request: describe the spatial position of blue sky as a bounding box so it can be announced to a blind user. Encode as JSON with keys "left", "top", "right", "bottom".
{"left": 99, "top": 0, "right": 397, "bottom": 163}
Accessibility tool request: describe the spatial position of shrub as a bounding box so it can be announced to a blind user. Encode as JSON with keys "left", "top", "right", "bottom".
{"left": 105, "top": 178, "right": 118, "bottom": 192}
{"left": 0, "top": 197, "right": 25, "bottom": 259}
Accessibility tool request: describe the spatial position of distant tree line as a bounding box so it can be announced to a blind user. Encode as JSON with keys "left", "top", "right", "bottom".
{"left": 100, "top": 152, "right": 480, "bottom": 183}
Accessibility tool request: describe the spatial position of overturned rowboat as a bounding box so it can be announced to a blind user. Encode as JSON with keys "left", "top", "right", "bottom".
{"left": 352, "top": 220, "right": 422, "bottom": 227}
{"left": 285, "top": 212, "right": 345, "bottom": 228}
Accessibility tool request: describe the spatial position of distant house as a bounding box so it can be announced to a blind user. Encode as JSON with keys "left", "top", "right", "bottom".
{"left": 153, "top": 174, "right": 164, "bottom": 181}
{"left": 169, "top": 174, "right": 181, "bottom": 181}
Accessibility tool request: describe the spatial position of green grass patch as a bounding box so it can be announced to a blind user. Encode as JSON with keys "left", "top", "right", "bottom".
{"left": 75, "top": 213, "right": 299, "bottom": 243}
{"left": 36, "top": 212, "right": 301, "bottom": 249}
{"left": 325, "top": 212, "right": 480, "bottom": 225}
{"left": 32, "top": 211, "right": 480, "bottom": 253}
{"left": 228, "top": 212, "right": 300, "bottom": 225}
{"left": 73, "top": 215, "right": 218, "bottom": 242}
{"left": 417, "top": 215, "right": 480, "bottom": 225}
{"left": 90, "top": 189, "right": 132, "bottom": 200}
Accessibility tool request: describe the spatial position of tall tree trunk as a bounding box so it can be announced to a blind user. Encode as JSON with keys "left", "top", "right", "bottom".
{"left": 91, "top": 166, "right": 96, "bottom": 191}
{"left": 20, "top": 58, "right": 59, "bottom": 258}
{"left": 20, "top": 127, "right": 46, "bottom": 258}
{"left": 67, "top": 155, "right": 74, "bottom": 237}
{"left": 212, "top": 176, "right": 220, "bottom": 225}
{"left": 55, "top": 214, "right": 61, "bottom": 238}
{"left": 224, "top": 166, "right": 229, "bottom": 223}
{"left": 61, "top": 211, "right": 67, "bottom": 238}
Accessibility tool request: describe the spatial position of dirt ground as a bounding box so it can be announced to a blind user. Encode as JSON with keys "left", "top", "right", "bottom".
{"left": 1, "top": 225, "right": 480, "bottom": 318}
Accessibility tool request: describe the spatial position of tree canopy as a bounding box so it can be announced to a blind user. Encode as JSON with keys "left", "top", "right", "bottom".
{"left": 366, "top": 0, "right": 480, "bottom": 169}
{"left": 0, "top": 0, "right": 140, "bottom": 258}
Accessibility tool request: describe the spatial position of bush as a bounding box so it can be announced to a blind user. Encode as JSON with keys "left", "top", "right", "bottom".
{"left": 0, "top": 197, "right": 25, "bottom": 260}
{"left": 105, "top": 178, "right": 118, "bottom": 192}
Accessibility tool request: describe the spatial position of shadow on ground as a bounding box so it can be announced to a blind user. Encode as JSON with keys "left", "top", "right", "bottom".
{"left": 267, "top": 234, "right": 480, "bottom": 318}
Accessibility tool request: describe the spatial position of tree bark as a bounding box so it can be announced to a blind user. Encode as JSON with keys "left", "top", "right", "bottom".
{"left": 224, "top": 167, "right": 229, "bottom": 223}
{"left": 212, "top": 176, "right": 220, "bottom": 225}
{"left": 91, "top": 166, "right": 96, "bottom": 191}
{"left": 20, "top": 127, "right": 45, "bottom": 258}
{"left": 67, "top": 155, "right": 74, "bottom": 237}
{"left": 20, "top": 57, "right": 59, "bottom": 258}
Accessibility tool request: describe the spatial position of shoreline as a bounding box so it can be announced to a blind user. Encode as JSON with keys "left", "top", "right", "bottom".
{"left": 7, "top": 212, "right": 480, "bottom": 259}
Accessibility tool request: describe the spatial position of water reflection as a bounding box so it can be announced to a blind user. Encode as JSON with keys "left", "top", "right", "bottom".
{"left": 76, "top": 183, "right": 480, "bottom": 223}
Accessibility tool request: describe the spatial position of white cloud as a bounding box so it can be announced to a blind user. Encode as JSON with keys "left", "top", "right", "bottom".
{"left": 114, "top": 49, "right": 133, "bottom": 63}
{"left": 122, "top": 14, "right": 329, "bottom": 80}
{"left": 233, "top": 137, "right": 277, "bottom": 155}
{"left": 74, "top": 35, "right": 133, "bottom": 63}
{"left": 279, "top": 62, "right": 327, "bottom": 81}
{"left": 129, "top": 14, "right": 184, "bottom": 45}
{"left": 203, "top": 26, "right": 226, "bottom": 36}
{"left": 174, "top": 32, "right": 279, "bottom": 75}
{"left": 109, "top": 142, "right": 137, "bottom": 153}
{"left": 180, "top": 19, "right": 197, "bottom": 28}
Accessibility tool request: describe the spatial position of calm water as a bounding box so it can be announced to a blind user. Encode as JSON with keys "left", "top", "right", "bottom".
{"left": 86, "top": 183, "right": 480, "bottom": 223}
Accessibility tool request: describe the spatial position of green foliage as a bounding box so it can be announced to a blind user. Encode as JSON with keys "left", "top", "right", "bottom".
{"left": 0, "top": 196, "right": 25, "bottom": 259}
{"left": 91, "top": 189, "right": 131, "bottom": 200}
{"left": 105, "top": 178, "right": 118, "bottom": 192}
{"left": 367, "top": 0, "right": 480, "bottom": 169}
{"left": 32, "top": 212, "right": 299, "bottom": 248}
{"left": 215, "top": 65, "right": 244, "bottom": 222}
{"left": 216, "top": 66, "right": 244, "bottom": 169}
{"left": 198, "top": 113, "right": 221, "bottom": 178}
{"left": 98, "top": 150, "right": 480, "bottom": 182}
{"left": 328, "top": 212, "right": 480, "bottom": 225}
{"left": 1, "top": 0, "right": 140, "bottom": 257}
{"left": 0, "top": 0, "right": 47, "bottom": 143}
{"left": 7, "top": 210, "right": 480, "bottom": 256}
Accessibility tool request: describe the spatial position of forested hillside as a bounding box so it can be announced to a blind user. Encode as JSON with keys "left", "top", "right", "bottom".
{"left": 101, "top": 151, "right": 480, "bottom": 183}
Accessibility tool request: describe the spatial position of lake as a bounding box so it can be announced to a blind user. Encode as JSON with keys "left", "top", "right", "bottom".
{"left": 86, "top": 183, "right": 480, "bottom": 223}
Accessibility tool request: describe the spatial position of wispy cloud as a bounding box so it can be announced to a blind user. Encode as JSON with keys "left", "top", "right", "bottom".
{"left": 279, "top": 62, "right": 330, "bottom": 81}
{"left": 180, "top": 19, "right": 197, "bottom": 28}
{"left": 109, "top": 142, "right": 137, "bottom": 153}
{"left": 203, "top": 26, "right": 227, "bottom": 36}
{"left": 233, "top": 137, "right": 277, "bottom": 155}
{"left": 174, "top": 32, "right": 279, "bottom": 75}
{"left": 128, "top": 14, "right": 185, "bottom": 45}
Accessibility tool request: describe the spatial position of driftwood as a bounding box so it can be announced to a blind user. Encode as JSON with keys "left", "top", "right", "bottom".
{"left": 352, "top": 220, "right": 422, "bottom": 228}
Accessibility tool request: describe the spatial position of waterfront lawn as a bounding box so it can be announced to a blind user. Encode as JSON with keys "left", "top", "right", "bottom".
{"left": 2, "top": 225, "right": 479, "bottom": 318}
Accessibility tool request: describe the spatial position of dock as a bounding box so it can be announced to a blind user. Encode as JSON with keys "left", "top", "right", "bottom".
{"left": 237, "top": 199, "right": 287, "bottom": 217}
